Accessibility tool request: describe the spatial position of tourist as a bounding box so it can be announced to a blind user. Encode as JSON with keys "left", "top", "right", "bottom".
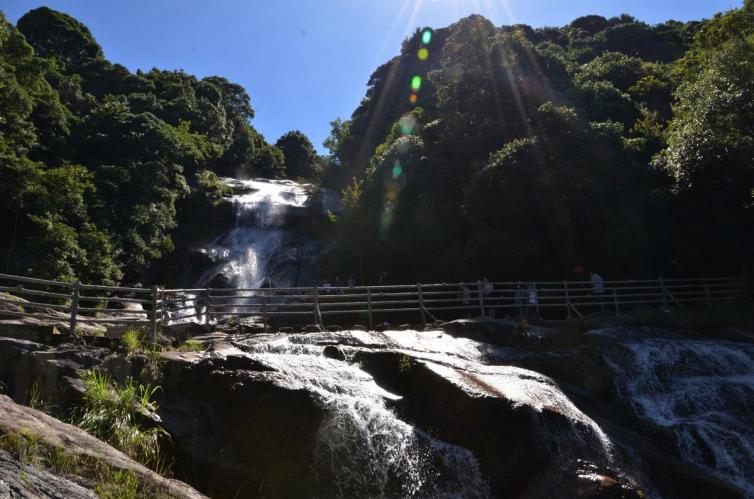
{"left": 459, "top": 283, "right": 471, "bottom": 306}
{"left": 481, "top": 278, "right": 495, "bottom": 318}
{"left": 514, "top": 282, "right": 527, "bottom": 317}
{"left": 527, "top": 283, "right": 538, "bottom": 317}
{"left": 590, "top": 272, "right": 605, "bottom": 295}
{"left": 347, "top": 275, "right": 356, "bottom": 288}
{"left": 590, "top": 271, "right": 606, "bottom": 311}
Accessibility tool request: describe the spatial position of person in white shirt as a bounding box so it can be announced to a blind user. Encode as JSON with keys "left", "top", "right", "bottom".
{"left": 590, "top": 272, "right": 605, "bottom": 295}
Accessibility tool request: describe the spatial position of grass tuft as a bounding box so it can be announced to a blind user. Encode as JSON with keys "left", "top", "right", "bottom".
{"left": 177, "top": 339, "right": 204, "bottom": 352}
{"left": 0, "top": 429, "right": 166, "bottom": 498}
{"left": 73, "top": 370, "right": 167, "bottom": 468}
{"left": 122, "top": 329, "right": 146, "bottom": 353}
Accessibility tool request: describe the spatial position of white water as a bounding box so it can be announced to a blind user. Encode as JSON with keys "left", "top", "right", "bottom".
{"left": 232, "top": 329, "right": 615, "bottom": 497}
{"left": 197, "top": 178, "right": 312, "bottom": 289}
{"left": 240, "top": 332, "right": 490, "bottom": 497}
{"left": 380, "top": 329, "right": 613, "bottom": 458}
{"left": 601, "top": 331, "right": 754, "bottom": 496}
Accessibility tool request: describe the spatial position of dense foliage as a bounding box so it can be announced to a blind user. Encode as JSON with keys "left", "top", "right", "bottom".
{"left": 276, "top": 130, "right": 318, "bottom": 179}
{"left": 322, "top": 3, "right": 754, "bottom": 282}
{"left": 0, "top": 7, "right": 300, "bottom": 283}
{"left": 2, "top": 4, "right": 752, "bottom": 285}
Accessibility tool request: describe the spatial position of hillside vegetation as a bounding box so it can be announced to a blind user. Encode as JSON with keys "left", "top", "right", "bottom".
{"left": 322, "top": 2, "right": 754, "bottom": 282}
{"left": 1, "top": 3, "right": 753, "bottom": 285}
{"left": 0, "top": 7, "right": 316, "bottom": 284}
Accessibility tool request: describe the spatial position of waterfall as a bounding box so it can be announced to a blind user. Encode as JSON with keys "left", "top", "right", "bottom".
{"left": 239, "top": 333, "right": 490, "bottom": 497}
{"left": 196, "top": 178, "right": 314, "bottom": 289}
{"left": 599, "top": 329, "right": 754, "bottom": 496}
{"left": 232, "top": 329, "right": 616, "bottom": 497}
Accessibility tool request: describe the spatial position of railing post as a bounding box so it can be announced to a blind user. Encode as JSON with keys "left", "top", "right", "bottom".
{"left": 150, "top": 285, "right": 159, "bottom": 343}
{"left": 262, "top": 294, "right": 268, "bottom": 330}
{"left": 160, "top": 289, "right": 168, "bottom": 326}
{"left": 367, "top": 287, "right": 374, "bottom": 330}
{"left": 418, "top": 284, "right": 426, "bottom": 326}
{"left": 204, "top": 288, "right": 211, "bottom": 325}
{"left": 659, "top": 278, "right": 668, "bottom": 310}
{"left": 563, "top": 281, "right": 571, "bottom": 319}
{"left": 477, "top": 281, "right": 485, "bottom": 318}
{"left": 313, "top": 287, "right": 321, "bottom": 327}
{"left": 69, "top": 279, "right": 80, "bottom": 336}
{"left": 613, "top": 288, "right": 620, "bottom": 316}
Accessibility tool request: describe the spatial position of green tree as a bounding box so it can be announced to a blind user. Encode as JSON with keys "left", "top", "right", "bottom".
{"left": 658, "top": 33, "right": 754, "bottom": 273}
{"left": 276, "top": 130, "right": 317, "bottom": 179}
{"left": 16, "top": 7, "right": 103, "bottom": 69}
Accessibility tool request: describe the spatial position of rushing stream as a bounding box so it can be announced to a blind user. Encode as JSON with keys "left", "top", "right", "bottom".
{"left": 231, "top": 329, "right": 615, "bottom": 497}
{"left": 598, "top": 329, "right": 754, "bottom": 496}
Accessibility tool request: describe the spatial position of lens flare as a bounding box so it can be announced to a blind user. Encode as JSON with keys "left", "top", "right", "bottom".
{"left": 392, "top": 164, "right": 403, "bottom": 179}
{"left": 417, "top": 47, "right": 429, "bottom": 60}
{"left": 399, "top": 114, "right": 417, "bottom": 135}
{"left": 411, "top": 76, "right": 422, "bottom": 91}
{"left": 379, "top": 205, "right": 393, "bottom": 240}
{"left": 421, "top": 29, "right": 432, "bottom": 45}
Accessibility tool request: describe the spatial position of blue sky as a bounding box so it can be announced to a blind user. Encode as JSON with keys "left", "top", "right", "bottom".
{"left": 4, "top": 0, "right": 741, "bottom": 152}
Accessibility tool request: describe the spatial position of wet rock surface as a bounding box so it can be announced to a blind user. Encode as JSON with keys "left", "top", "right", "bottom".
{"left": 0, "top": 395, "right": 205, "bottom": 498}
{"left": 0, "top": 320, "right": 750, "bottom": 498}
{"left": 0, "top": 449, "right": 97, "bottom": 499}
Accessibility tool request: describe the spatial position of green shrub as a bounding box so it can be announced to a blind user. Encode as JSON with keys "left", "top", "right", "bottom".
{"left": 0, "top": 429, "right": 44, "bottom": 465}
{"left": 177, "top": 339, "right": 203, "bottom": 352}
{"left": 0, "top": 429, "right": 162, "bottom": 498}
{"left": 95, "top": 468, "right": 140, "bottom": 499}
{"left": 121, "top": 329, "right": 145, "bottom": 353}
{"left": 73, "top": 370, "right": 167, "bottom": 467}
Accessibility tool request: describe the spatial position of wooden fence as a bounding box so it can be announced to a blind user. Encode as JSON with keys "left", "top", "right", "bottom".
{"left": 0, "top": 273, "right": 749, "bottom": 341}
{"left": 0, "top": 273, "right": 160, "bottom": 341}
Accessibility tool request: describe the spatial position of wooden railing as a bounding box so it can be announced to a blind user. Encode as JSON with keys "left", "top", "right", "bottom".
{"left": 0, "top": 273, "right": 161, "bottom": 341}
{"left": 0, "top": 273, "right": 749, "bottom": 340}
{"left": 164, "top": 276, "right": 750, "bottom": 329}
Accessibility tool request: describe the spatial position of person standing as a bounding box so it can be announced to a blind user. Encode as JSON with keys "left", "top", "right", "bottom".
{"left": 590, "top": 272, "right": 605, "bottom": 295}
{"left": 459, "top": 283, "right": 471, "bottom": 306}
{"left": 482, "top": 278, "right": 495, "bottom": 318}
{"left": 514, "top": 282, "right": 527, "bottom": 317}
{"left": 527, "top": 283, "right": 538, "bottom": 318}
{"left": 590, "top": 272, "right": 605, "bottom": 311}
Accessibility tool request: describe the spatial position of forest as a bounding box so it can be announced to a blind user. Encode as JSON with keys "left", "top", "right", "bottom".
{"left": 1, "top": 3, "right": 753, "bottom": 285}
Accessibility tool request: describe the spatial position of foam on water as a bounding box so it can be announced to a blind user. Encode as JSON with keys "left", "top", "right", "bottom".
{"left": 240, "top": 333, "right": 491, "bottom": 498}
{"left": 229, "top": 330, "right": 619, "bottom": 497}
{"left": 602, "top": 333, "right": 754, "bottom": 495}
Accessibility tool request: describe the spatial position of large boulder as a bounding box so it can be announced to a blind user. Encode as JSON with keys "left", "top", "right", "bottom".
{"left": 156, "top": 350, "right": 323, "bottom": 498}
{"left": 207, "top": 271, "right": 233, "bottom": 289}
{"left": 0, "top": 449, "right": 97, "bottom": 499}
{"left": 353, "top": 348, "right": 616, "bottom": 496}
{"left": 0, "top": 395, "right": 204, "bottom": 498}
{"left": 0, "top": 338, "right": 111, "bottom": 411}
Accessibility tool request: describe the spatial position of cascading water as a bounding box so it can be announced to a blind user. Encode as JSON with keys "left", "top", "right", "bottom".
{"left": 196, "top": 178, "right": 314, "bottom": 289}
{"left": 231, "top": 328, "right": 616, "bottom": 497}
{"left": 598, "top": 329, "right": 754, "bottom": 496}
{"left": 236, "top": 332, "right": 490, "bottom": 497}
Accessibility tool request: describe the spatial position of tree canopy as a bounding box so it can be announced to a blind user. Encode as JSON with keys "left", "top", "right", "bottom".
{"left": 0, "top": 7, "right": 286, "bottom": 284}
{"left": 321, "top": 3, "right": 752, "bottom": 282}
